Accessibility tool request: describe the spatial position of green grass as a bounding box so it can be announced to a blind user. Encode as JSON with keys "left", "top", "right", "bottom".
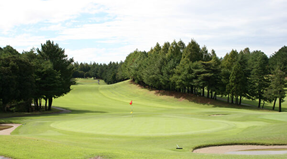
{"left": 1, "top": 78, "right": 287, "bottom": 159}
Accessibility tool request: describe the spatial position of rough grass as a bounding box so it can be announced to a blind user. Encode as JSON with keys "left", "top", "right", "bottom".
{"left": 1, "top": 78, "right": 287, "bottom": 159}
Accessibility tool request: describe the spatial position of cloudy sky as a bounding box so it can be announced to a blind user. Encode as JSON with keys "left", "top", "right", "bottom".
{"left": 0, "top": 0, "right": 286, "bottom": 63}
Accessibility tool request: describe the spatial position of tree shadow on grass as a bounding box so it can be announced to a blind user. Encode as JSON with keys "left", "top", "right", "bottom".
{"left": 0, "top": 107, "right": 107, "bottom": 119}
{"left": 151, "top": 89, "right": 273, "bottom": 111}
{"left": 50, "top": 107, "right": 107, "bottom": 115}
{"left": 130, "top": 81, "right": 263, "bottom": 111}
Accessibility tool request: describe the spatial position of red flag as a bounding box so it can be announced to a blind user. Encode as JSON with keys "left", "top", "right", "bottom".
{"left": 130, "top": 100, "right": 132, "bottom": 105}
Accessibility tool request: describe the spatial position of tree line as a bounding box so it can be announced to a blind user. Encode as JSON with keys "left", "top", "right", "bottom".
{"left": 0, "top": 40, "right": 74, "bottom": 112}
{"left": 117, "top": 40, "right": 287, "bottom": 112}
{"left": 1, "top": 39, "right": 286, "bottom": 112}
{"left": 72, "top": 61, "right": 127, "bottom": 84}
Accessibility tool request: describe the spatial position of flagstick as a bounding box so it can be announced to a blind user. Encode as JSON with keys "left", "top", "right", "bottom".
{"left": 130, "top": 100, "right": 133, "bottom": 122}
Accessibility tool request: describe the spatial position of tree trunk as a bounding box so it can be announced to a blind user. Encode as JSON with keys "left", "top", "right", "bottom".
{"left": 235, "top": 96, "right": 239, "bottom": 105}
{"left": 210, "top": 91, "right": 213, "bottom": 99}
{"left": 227, "top": 94, "right": 229, "bottom": 103}
{"left": 258, "top": 98, "right": 261, "bottom": 108}
{"left": 231, "top": 94, "right": 234, "bottom": 104}
{"left": 39, "top": 99, "right": 42, "bottom": 110}
{"left": 48, "top": 97, "right": 53, "bottom": 111}
{"left": 202, "top": 87, "right": 205, "bottom": 97}
{"left": 214, "top": 92, "right": 216, "bottom": 100}
{"left": 272, "top": 98, "right": 277, "bottom": 110}
{"left": 26, "top": 99, "right": 32, "bottom": 112}
{"left": 239, "top": 96, "right": 242, "bottom": 105}
{"left": 34, "top": 98, "right": 38, "bottom": 111}
{"left": 44, "top": 98, "right": 48, "bottom": 111}
{"left": 279, "top": 98, "right": 282, "bottom": 112}
{"left": 207, "top": 89, "right": 210, "bottom": 98}
{"left": 262, "top": 101, "right": 265, "bottom": 109}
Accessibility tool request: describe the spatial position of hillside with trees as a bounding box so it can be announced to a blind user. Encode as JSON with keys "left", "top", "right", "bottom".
{"left": 117, "top": 40, "right": 286, "bottom": 112}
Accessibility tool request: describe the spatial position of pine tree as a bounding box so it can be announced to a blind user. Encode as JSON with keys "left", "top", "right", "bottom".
{"left": 247, "top": 50, "right": 269, "bottom": 108}
{"left": 37, "top": 40, "right": 74, "bottom": 110}
{"left": 264, "top": 66, "right": 286, "bottom": 112}
{"left": 227, "top": 62, "right": 247, "bottom": 105}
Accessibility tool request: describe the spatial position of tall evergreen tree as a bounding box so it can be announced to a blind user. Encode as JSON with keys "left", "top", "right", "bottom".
{"left": 162, "top": 40, "right": 182, "bottom": 90}
{"left": 37, "top": 40, "right": 74, "bottom": 110}
{"left": 221, "top": 50, "right": 238, "bottom": 103}
{"left": 247, "top": 50, "right": 269, "bottom": 108}
{"left": 269, "top": 46, "right": 287, "bottom": 73}
{"left": 264, "top": 66, "right": 286, "bottom": 112}
{"left": 143, "top": 43, "right": 164, "bottom": 89}
{"left": 227, "top": 62, "right": 247, "bottom": 105}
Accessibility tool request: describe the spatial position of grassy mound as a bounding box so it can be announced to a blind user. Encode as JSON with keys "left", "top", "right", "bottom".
{"left": 1, "top": 78, "right": 287, "bottom": 159}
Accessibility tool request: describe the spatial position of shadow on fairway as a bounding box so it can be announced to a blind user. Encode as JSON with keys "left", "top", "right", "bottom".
{"left": 131, "top": 80, "right": 282, "bottom": 112}
{"left": 0, "top": 107, "right": 107, "bottom": 119}
{"left": 44, "top": 107, "right": 107, "bottom": 116}
{"left": 151, "top": 89, "right": 270, "bottom": 111}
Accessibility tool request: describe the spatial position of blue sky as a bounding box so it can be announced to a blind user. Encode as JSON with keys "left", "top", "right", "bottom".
{"left": 0, "top": 0, "right": 286, "bottom": 63}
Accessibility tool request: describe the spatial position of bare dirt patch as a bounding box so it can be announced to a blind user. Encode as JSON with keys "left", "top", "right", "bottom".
{"left": 193, "top": 145, "right": 287, "bottom": 154}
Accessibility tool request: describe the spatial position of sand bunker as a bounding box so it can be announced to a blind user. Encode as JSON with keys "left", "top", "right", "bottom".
{"left": 193, "top": 145, "right": 287, "bottom": 155}
{"left": 0, "top": 156, "right": 12, "bottom": 159}
{"left": 0, "top": 124, "right": 21, "bottom": 135}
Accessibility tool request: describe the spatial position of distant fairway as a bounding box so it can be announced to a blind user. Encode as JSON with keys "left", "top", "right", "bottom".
{"left": 1, "top": 78, "right": 287, "bottom": 159}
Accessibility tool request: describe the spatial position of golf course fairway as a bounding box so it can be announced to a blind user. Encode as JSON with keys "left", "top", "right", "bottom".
{"left": 1, "top": 78, "right": 287, "bottom": 159}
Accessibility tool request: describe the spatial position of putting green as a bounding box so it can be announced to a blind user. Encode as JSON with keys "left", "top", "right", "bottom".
{"left": 260, "top": 114, "right": 287, "bottom": 122}
{"left": 51, "top": 115, "right": 230, "bottom": 136}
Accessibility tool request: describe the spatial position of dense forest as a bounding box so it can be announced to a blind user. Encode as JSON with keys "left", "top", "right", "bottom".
{"left": 1, "top": 39, "right": 287, "bottom": 112}
{"left": 0, "top": 41, "right": 74, "bottom": 112}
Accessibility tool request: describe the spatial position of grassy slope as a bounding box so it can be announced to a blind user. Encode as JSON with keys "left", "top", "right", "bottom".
{"left": 1, "top": 79, "right": 287, "bottom": 159}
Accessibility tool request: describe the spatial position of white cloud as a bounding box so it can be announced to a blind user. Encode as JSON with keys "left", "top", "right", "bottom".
{"left": 40, "top": 24, "right": 65, "bottom": 31}
{"left": 0, "top": 0, "right": 99, "bottom": 32}
{"left": 65, "top": 46, "right": 132, "bottom": 64}
{"left": 1, "top": 0, "right": 287, "bottom": 62}
{"left": 0, "top": 34, "right": 45, "bottom": 48}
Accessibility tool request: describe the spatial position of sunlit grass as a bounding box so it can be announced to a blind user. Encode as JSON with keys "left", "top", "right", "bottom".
{"left": 1, "top": 78, "right": 287, "bottom": 159}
